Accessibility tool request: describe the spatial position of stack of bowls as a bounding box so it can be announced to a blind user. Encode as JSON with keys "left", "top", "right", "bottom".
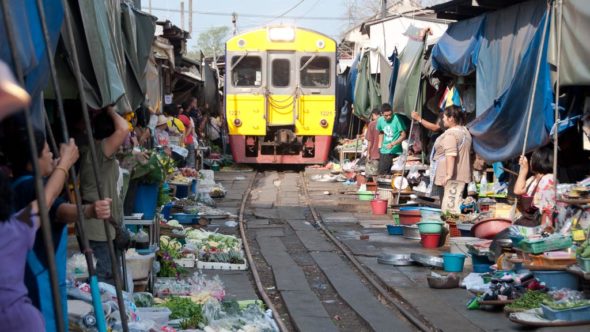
{"left": 417, "top": 207, "right": 443, "bottom": 248}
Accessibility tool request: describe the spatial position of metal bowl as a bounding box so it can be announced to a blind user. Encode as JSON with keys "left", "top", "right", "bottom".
{"left": 410, "top": 253, "right": 444, "bottom": 268}
{"left": 402, "top": 225, "right": 421, "bottom": 240}
{"left": 378, "top": 254, "right": 413, "bottom": 266}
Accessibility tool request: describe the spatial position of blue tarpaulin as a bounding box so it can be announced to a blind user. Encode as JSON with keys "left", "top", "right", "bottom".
{"left": 431, "top": 1, "right": 555, "bottom": 161}
{"left": 0, "top": 0, "right": 63, "bottom": 127}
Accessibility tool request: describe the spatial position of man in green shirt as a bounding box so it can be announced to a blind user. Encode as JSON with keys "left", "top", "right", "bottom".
{"left": 377, "top": 104, "right": 407, "bottom": 175}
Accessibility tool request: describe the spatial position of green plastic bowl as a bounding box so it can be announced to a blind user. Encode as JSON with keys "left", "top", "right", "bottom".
{"left": 417, "top": 220, "right": 443, "bottom": 234}
{"left": 358, "top": 191, "right": 374, "bottom": 201}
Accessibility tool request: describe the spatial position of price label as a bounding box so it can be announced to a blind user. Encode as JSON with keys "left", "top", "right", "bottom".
{"left": 164, "top": 94, "right": 173, "bottom": 104}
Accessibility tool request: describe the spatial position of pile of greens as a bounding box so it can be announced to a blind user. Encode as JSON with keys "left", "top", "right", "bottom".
{"left": 576, "top": 241, "right": 590, "bottom": 258}
{"left": 506, "top": 291, "right": 550, "bottom": 311}
{"left": 159, "top": 297, "right": 205, "bottom": 329}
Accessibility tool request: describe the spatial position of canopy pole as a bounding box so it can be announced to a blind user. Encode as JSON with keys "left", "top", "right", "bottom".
{"left": 395, "top": 29, "right": 429, "bottom": 205}
{"left": 59, "top": 1, "right": 129, "bottom": 330}
{"left": 552, "top": 0, "right": 563, "bottom": 207}
{"left": 35, "top": 0, "right": 107, "bottom": 330}
{"left": 0, "top": 3, "right": 65, "bottom": 332}
{"left": 521, "top": 2, "right": 551, "bottom": 157}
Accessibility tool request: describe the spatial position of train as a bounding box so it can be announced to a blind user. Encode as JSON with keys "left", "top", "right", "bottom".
{"left": 225, "top": 26, "right": 336, "bottom": 164}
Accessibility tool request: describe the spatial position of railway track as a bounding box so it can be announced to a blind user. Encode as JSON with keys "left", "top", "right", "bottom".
{"left": 238, "top": 170, "right": 437, "bottom": 332}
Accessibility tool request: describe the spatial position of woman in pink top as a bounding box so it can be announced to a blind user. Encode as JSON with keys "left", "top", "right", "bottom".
{"left": 514, "top": 145, "right": 556, "bottom": 227}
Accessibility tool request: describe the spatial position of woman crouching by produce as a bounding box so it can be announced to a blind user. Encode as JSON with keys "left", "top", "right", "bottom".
{"left": 428, "top": 105, "right": 472, "bottom": 200}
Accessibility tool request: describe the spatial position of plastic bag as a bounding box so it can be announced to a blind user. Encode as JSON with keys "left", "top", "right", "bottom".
{"left": 133, "top": 292, "right": 154, "bottom": 308}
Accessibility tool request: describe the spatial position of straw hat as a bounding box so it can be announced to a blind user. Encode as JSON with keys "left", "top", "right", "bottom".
{"left": 156, "top": 114, "right": 168, "bottom": 126}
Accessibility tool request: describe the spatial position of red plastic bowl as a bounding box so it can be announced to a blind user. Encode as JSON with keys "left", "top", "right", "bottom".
{"left": 399, "top": 210, "right": 421, "bottom": 225}
{"left": 471, "top": 218, "right": 512, "bottom": 239}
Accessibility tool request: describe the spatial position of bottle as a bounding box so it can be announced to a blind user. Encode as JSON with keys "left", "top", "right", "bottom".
{"left": 479, "top": 175, "right": 488, "bottom": 196}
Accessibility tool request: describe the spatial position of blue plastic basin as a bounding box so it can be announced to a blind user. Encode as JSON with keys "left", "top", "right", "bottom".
{"left": 442, "top": 253, "right": 466, "bottom": 272}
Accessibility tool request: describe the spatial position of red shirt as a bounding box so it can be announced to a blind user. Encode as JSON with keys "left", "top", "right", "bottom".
{"left": 178, "top": 114, "right": 194, "bottom": 145}
{"left": 365, "top": 120, "right": 380, "bottom": 160}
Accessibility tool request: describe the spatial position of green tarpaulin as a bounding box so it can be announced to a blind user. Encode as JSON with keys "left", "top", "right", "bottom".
{"left": 353, "top": 50, "right": 381, "bottom": 121}
{"left": 391, "top": 26, "right": 425, "bottom": 117}
{"left": 60, "top": 0, "right": 155, "bottom": 112}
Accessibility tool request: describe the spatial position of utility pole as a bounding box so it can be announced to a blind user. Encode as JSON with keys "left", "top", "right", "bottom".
{"left": 180, "top": 1, "right": 185, "bottom": 30}
{"left": 148, "top": 0, "right": 152, "bottom": 14}
{"left": 232, "top": 12, "right": 238, "bottom": 36}
{"left": 188, "top": 0, "right": 193, "bottom": 35}
{"left": 381, "top": 0, "right": 387, "bottom": 18}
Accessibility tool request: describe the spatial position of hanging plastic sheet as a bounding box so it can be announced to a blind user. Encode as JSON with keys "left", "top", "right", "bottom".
{"left": 121, "top": 2, "right": 157, "bottom": 110}
{"left": 469, "top": 9, "right": 554, "bottom": 161}
{"left": 549, "top": 0, "right": 590, "bottom": 86}
{"left": 388, "top": 48, "right": 400, "bottom": 105}
{"left": 431, "top": 15, "right": 484, "bottom": 76}
{"left": 353, "top": 50, "right": 381, "bottom": 121}
{"left": 379, "top": 53, "right": 392, "bottom": 105}
{"left": 431, "top": 1, "right": 555, "bottom": 161}
{"left": 391, "top": 26, "right": 425, "bottom": 117}
{"left": 0, "top": 0, "right": 63, "bottom": 127}
{"left": 347, "top": 53, "right": 360, "bottom": 103}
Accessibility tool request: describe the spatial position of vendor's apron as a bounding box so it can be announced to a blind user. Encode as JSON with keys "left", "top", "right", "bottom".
{"left": 426, "top": 127, "right": 468, "bottom": 196}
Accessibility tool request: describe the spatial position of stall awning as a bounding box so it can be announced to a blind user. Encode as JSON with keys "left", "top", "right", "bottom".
{"left": 0, "top": 0, "right": 63, "bottom": 126}
{"left": 62, "top": 0, "right": 155, "bottom": 112}
{"left": 549, "top": 0, "right": 590, "bottom": 86}
{"left": 431, "top": 1, "right": 554, "bottom": 161}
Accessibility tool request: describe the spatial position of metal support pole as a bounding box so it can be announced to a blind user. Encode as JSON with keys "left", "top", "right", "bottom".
{"left": 552, "top": 0, "right": 563, "bottom": 206}
{"left": 59, "top": 1, "right": 129, "bottom": 330}
{"left": 35, "top": 0, "right": 107, "bottom": 330}
{"left": 0, "top": 2, "right": 65, "bottom": 332}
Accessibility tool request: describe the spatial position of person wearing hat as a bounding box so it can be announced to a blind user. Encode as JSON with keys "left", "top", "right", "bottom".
{"left": 155, "top": 114, "right": 170, "bottom": 147}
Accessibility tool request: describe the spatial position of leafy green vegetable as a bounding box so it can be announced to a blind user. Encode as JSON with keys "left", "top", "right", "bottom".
{"left": 159, "top": 297, "right": 205, "bottom": 328}
{"left": 506, "top": 291, "right": 550, "bottom": 310}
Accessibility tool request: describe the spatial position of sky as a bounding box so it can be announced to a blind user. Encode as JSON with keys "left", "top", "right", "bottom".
{"left": 144, "top": 0, "right": 375, "bottom": 50}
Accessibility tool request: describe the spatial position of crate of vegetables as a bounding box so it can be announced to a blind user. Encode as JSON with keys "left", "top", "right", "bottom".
{"left": 541, "top": 301, "right": 590, "bottom": 321}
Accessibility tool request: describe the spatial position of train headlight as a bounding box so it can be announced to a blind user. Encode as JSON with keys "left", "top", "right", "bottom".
{"left": 234, "top": 119, "right": 242, "bottom": 127}
{"left": 316, "top": 39, "right": 325, "bottom": 49}
{"left": 237, "top": 39, "right": 246, "bottom": 48}
{"left": 320, "top": 119, "right": 328, "bottom": 128}
{"left": 268, "top": 27, "right": 295, "bottom": 42}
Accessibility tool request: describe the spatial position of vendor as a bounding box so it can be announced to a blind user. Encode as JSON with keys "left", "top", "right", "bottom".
{"left": 364, "top": 108, "right": 381, "bottom": 179}
{"left": 514, "top": 145, "right": 555, "bottom": 227}
{"left": 1, "top": 126, "right": 112, "bottom": 332}
{"left": 377, "top": 104, "right": 407, "bottom": 176}
{"left": 80, "top": 106, "right": 129, "bottom": 284}
{"left": 428, "top": 105, "right": 472, "bottom": 199}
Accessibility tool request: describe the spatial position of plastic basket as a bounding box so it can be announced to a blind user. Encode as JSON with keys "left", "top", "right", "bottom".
{"left": 137, "top": 307, "right": 171, "bottom": 325}
{"left": 532, "top": 270, "right": 579, "bottom": 290}
{"left": 518, "top": 236, "right": 573, "bottom": 254}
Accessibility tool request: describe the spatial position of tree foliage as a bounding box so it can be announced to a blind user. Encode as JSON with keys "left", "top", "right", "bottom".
{"left": 196, "top": 26, "right": 230, "bottom": 59}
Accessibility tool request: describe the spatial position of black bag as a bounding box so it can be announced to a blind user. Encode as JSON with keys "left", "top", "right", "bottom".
{"left": 109, "top": 217, "right": 131, "bottom": 250}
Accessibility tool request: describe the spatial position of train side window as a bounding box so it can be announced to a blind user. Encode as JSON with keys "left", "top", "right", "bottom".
{"left": 272, "top": 59, "right": 290, "bottom": 87}
{"left": 300, "top": 56, "right": 330, "bottom": 88}
{"left": 232, "top": 56, "right": 262, "bottom": 87}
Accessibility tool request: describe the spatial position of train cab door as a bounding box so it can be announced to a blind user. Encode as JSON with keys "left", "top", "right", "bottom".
{"left": 267, "top": 52, "right": 296, "bottom": 126}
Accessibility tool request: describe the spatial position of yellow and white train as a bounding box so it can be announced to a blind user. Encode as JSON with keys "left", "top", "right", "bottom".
{"left": 225, "top": 26, "right": 336, "bottom": 164}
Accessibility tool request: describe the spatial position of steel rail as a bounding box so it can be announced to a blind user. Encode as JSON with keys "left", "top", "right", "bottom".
{"left": 238, "top": 172, "right": 290, "bottom": 332}
{"left": 300, "top": 172, "right": 437, "bottom": 332}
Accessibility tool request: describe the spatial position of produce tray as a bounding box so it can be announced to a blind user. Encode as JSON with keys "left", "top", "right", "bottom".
{"left": 196, "top": 260, "right": 248, "bottom": 271}
{"left": 509, "top": 308, "right": 590, "bottom": 327}
{"left": 174, "top": 257, "right": 195, "bottom": 268}
{"left": 518, "top": 236, "right": 573, "bottom": 254}
{"left": 541, "top": 304, "right": 590, "bottom": 322}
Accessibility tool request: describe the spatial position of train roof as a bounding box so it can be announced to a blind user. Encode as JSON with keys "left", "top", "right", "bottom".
{"left": 226, "top": 26, "right": 336, "bottom": 53}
